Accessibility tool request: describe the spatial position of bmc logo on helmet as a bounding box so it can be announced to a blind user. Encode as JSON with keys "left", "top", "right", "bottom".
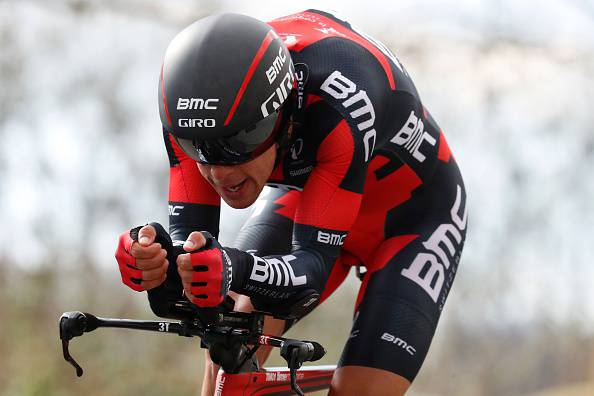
{"left": 178, "top": 118, "right": 216, "bottom": 128}
{"left": 177, "top": 98, "right": 219, "bottom": 110}
{"left": 266, "top": 47, "right": 288, "bottom": 84}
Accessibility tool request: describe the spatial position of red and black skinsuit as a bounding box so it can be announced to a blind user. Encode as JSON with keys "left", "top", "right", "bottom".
{"left": 163, "top": 9, "right": 467, "bottom": 381}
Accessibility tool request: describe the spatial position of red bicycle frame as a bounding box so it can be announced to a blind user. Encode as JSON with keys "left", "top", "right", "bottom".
{"left": 215, "top": 365, "right": 336, "bottom": 395}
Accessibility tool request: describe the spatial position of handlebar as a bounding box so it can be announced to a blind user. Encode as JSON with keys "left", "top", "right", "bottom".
{"left": 58, "top": 310, "right": 325, "bottom": 395}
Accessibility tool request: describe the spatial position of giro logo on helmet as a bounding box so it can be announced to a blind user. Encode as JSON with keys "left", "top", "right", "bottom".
{"left": 178, "top": 118, "right": 216, "bottom": 128}
{"left": 260, "top": 69, "right": 294, "bottom": 118}
{"left": 177, "top": 98, "right": 219, "bottom": 110}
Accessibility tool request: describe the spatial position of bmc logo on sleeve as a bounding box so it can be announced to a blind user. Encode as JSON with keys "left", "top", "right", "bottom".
{"left": 168, "top": 204, "right": 184, "bottom": 216}
{"left": 320, "top": 70, "right": 376, "bottom": 162}
{"left": 401, "top": 185, "right": 467, "bottom": 305}
{"left": 249, "top": 254, "right": 307, "bottom": 287}
{"left": 317, "top": 230, "right": 346, "bottom": 246}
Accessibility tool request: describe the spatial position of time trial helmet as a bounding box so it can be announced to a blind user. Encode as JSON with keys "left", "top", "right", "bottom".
{"left": 158, "top": 13, "right": 295, "bottom": 164}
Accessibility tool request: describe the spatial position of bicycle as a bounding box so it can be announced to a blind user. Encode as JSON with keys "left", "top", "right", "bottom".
{"left": 59, "top": 239, "right": 336, "bottom": 395}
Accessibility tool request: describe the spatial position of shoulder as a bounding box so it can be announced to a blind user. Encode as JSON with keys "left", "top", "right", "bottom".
{"left": 269, "top": 10, "right": 399, "bottom": 93}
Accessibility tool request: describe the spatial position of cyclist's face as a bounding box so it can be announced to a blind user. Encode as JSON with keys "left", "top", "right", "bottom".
{"left": 197, "top": 144, "right": 277, "bottom": 209}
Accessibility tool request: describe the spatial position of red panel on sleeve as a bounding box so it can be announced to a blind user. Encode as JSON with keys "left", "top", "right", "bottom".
{"left": 294, "top": 120, "right": 362, "bottom": 230}
{"left": 167, "top": 134, "right": 220, "bottom": 206}
{"left": 437, "top": 129, "right": 452, "bottom": 163}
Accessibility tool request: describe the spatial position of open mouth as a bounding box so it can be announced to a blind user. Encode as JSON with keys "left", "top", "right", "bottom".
{"left": 224, "top": 180, "right": 246, "bottom": 193}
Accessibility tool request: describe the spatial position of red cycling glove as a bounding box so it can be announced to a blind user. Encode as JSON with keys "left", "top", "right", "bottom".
{"left": 186, "top": 233, "right": 234, "bottom": 308}
{"left": 115, "top": 230, "right": 144, "bottom": 292}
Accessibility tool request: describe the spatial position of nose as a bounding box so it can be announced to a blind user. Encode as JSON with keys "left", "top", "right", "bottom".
{"left": 208, "top": 164, "right": 237, "bottom": 183}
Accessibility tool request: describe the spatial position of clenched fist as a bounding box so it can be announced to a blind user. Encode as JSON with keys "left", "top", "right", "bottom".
{"left": 115, "top": 224, "right": 169, "bottom": 291}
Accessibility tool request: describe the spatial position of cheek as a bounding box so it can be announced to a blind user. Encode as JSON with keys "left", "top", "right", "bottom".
{"left": 196, "top": 163, "right": 209, "bottom": 178}
{"left": 248, "top": 153, "right": 275, "bottom": 184}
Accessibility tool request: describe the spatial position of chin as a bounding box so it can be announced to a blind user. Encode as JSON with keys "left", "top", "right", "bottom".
{"left": 221, "top": 193, "right": 259, "bottom": 209}
{"left": 219, "top": 181, "right": 265, "bottom": 209}
{"left": 224, "top": 198, "right": 255, "bottom": 209}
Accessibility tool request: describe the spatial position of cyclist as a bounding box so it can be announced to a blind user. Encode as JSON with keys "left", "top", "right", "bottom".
{"left": 116, "top": 10, "right": 467, "bottom": 396}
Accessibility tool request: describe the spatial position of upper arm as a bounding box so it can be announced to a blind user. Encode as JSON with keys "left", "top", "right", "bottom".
{"left": 292, "top": 116, "right": 367, "bottom": 259}
{"left": 162, "top": 129, "right": 221, "bottom": 240}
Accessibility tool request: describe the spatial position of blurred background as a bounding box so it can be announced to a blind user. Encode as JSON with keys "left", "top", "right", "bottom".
{"left": 1, "top": 0, "right": 593, "bottom": 395}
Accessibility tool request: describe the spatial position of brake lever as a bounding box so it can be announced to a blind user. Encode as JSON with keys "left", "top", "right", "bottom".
{"left": 289, "top": 348, "right": 305, "bottom": 396}
{"left": 59, "top": 312, "right": 99, "bottom": 377}
{"left": 61, "top": 339, "right": 84, "bottom": 377}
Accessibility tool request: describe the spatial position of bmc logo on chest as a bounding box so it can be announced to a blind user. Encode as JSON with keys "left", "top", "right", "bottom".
{"left": 391, "top": 110, "right": 436, "bottom": 163}
{"left": 320, "top": 71, "right": 376, "bottom": 162}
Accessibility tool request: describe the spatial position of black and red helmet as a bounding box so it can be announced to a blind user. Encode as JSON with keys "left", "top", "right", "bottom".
{"left": 159, "top": 13, "right": 295, "bottom": 164}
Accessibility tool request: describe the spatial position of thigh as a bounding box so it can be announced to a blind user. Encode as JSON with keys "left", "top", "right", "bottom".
{"left": 338, "top": 179, "right": 467, "bottom": 383}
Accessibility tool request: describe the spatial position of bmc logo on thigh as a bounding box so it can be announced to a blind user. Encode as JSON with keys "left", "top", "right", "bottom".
{"left": 381, "top": 332, "right": 416, "bottom": 356}
{"left": 401, "top": 185, "right": 467, "bottom": 304}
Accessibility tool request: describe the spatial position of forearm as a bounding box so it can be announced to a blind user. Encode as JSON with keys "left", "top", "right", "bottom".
{"left": 226, "top": 247, "right": 334, "bottom": 302}
{"left": 168, "top": 202, "right": 220, "bottom": 242}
